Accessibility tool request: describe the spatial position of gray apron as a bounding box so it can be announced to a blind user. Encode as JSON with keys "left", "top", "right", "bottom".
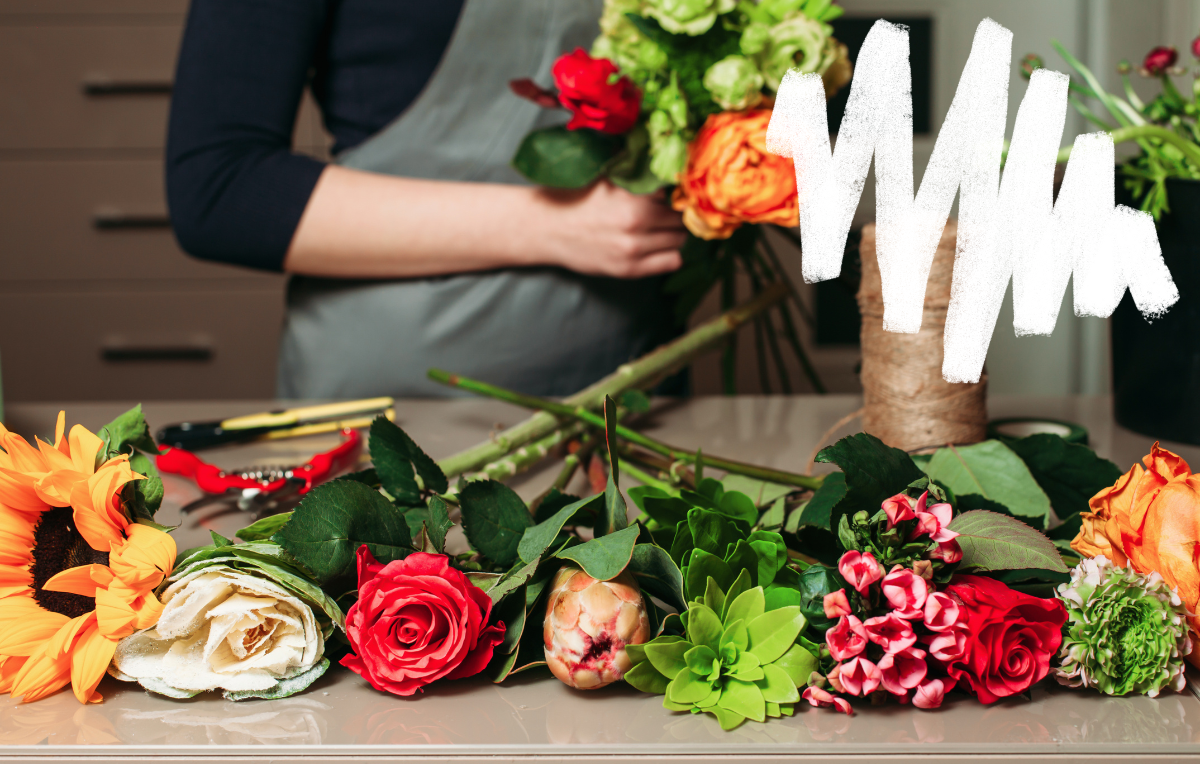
{"left": 277, "top": 0, "right": 674, "bottom": 399}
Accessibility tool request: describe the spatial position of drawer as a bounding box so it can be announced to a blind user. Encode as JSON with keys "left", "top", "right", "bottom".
{"left": 0, "top": 286, "right": 285, "bottom": 401}
{"left": 0, "top": 159, "right": 284, "bottom": 282}
{"left": 0, "top": 23, "right": 180, "bottom": 149}
{"left": 0, "top": 1, "right": 187, "bottom": 13}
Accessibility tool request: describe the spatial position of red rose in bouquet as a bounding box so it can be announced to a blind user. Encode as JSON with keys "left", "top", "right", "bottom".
{"left": 341, "top": 548, "right": 505, "bottom": 697}
{"left": 551, "top": 48, "right": 640, "bottom": 134}
{"left": 934, "top": 575, "right": 1066, "bottom": 704}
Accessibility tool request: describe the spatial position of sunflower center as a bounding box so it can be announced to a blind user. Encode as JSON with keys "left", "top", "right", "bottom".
{"left": 30, "top": 507, "right": 110, "bottom": 618}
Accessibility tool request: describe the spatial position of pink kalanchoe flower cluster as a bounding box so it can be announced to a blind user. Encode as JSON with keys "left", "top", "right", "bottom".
{"left": 812, "top": 553, "right": 960, "bottom": 714}
{"left": 889, "top": 491, "right": 963, "bottom": 563}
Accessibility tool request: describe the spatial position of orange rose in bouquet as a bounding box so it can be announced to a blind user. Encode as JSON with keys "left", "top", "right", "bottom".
{"left": 1071, "top": 443, "right": 1200, "bottom": 663}
{"left": 671, "top": 109, "right": 798, "bottom": 240}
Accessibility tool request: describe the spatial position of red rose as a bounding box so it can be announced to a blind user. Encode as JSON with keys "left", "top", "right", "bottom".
{"left": 551, "top": 48, "right": 640, "bottom": 134}
{"left": 1144, "top": 46, "right": 1178, "bottom": 75}
{"left": 934, "top": 575, "right": 1066, "bottom": 704}
{"left": 340, "top": 548, "right": 505, "bottom": 697}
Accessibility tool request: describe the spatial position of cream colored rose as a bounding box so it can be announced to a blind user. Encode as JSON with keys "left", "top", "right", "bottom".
{"left": 111, "top": 566, "right": 327, "bottom": 700}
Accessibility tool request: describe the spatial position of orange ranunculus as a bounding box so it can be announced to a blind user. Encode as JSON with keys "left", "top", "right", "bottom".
{"left": 1071, "top": 442, "right": 1200, "bottom": 664}
{"left": 671, "top": 109, "right": 798, "bottom": 240}
{"left": 0, "top": 412, "right": 175, "bottom": 704}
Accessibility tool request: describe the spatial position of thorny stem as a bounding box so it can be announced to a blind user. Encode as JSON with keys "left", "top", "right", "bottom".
{"left": 434, "top": 282, "right": 789, "bottom": 477}
{"left": 428, "top": 369, "right": 824, "bottom": 490}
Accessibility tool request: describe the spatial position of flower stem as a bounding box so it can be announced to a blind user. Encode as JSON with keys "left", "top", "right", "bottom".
{"left": 467, "top": 421, "right": 588, "bottom": 482}
{"left": 1056, "top": 124, "right": 1200, "bottom": 167}
{"left": 434, "top": 281, "right": 789, "bottom": 477}
{"left": 428, "top": 368, "right": 824, "bottom": 489}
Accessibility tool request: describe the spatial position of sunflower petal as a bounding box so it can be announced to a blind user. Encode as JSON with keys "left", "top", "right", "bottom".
{"left": 67, "top": 425, "right": 104, "bottom": 476}
{"left": 53, "top": 412, "right": 66, "bottom": 453}
{"left": 45, "top": 614, "right": 93, "bottom": 662}
{"left": 0, "top": 654, "right": 27, "bottom": 693}
{"left": 69, "top": 479, "right": 123, "bottom": 552}
{"left": 94, "top": 587, "right": 137, "bottom": 640}
{"left": 33, "top": 469, "right": 83, "bottom": 508}
{"left": 0, "top": 467, "right": 49, "bottom": 515}
{"left": 110, "top": 525, "right": 175, "bottom": 590}
{"left": 43, "top": 564, "right": 113, "bottom": 598}
{"left": 0, "top": 592, "right": 39, "bottom": 628}
{"left": 69, "top": 621, "right": 115, "bottom": 704}
{"left": 1, "top": 433, "right": 47, "bottom": 475}
{"left": 0, "top": 509, "right": 35, "bottom": 567}
{"left": 0, "top": 609, "right": 69, "bottom": 656}
{"left": 0, "top": 564, "right": 32, "bottom": 590}
{"left": 10, "top": 644, "right": 70, "bottom": 703}
{"left": 35, "top": 438, "right": 74, "bottom": 474}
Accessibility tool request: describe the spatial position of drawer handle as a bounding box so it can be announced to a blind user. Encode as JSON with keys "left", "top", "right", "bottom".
{"left": 93, "top": 209, "right": 172, "bottom": 230}
{"left": 102, "top": 336, "right": 213, "bottom": 363}
{"left": 82, "top": 75, "right": 172, "bottom": 96}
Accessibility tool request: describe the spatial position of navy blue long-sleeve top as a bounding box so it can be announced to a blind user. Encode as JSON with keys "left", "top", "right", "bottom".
{"left": 166, "top": 0, "right": 465, "bottom": 271}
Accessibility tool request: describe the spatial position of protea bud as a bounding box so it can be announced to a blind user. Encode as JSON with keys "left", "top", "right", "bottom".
{"left": 543, "top": 564, "right": 650, "bottom": 689}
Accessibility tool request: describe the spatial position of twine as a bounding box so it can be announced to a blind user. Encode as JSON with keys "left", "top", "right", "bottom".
{"left": 857, "top": 221, "right": 987, "bottom": 451}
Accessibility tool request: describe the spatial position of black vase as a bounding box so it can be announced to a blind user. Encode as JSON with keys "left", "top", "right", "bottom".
{"left": 1113, "top": 176, "right": 1200, "bottom": 445}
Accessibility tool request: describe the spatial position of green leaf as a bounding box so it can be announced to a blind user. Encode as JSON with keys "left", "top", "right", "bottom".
{"left": 627, "top": 544, "right": 686, "bottom": 612}
{"left": 125, "top": 452, "right": 164, "bottom": 520}
{"left": 667, "top": 670, "right": 715, "bottom": 704}
{"left": 210, "top": 530, "right": 232, "bottom": 547}
{"left": 948, "top": 509, "right": 1069, "bottom": 573}
{"left": 236, "top": 512, "right": 293, "bottom": 542}
{"left": 718, "top": 491, "right": 758, "bottom": 525}
{"left": 1005, "top": 433, "right": 1122, "bottom": 524}
{"left": 276, "top": 479, "right": 413, "bottom": 586}
{"left": 687, "top": 507, "right": 747, "bottom": 558}
{"left": 722, "top": 569, "right": 753, "bottom": 618}
{"left": 685, "top": 549, "right": 732, "bottom": 602}
{"left": 641, "top": 496, "right": 692, "bottom": 528}
{"left": 627, "top": 484, "right": 668, "bottom": 513}
{"left": 746, "top": 606, "right": 806, "bottom": 664}
{"left": 799, "top": 472, "right": 847, "bottom": 530}
{"left": 669, "top": 522, "right": 694, "bottom": 567}
{"left": 625, "top": 659, "right": 671, "bottom": 693}
{"left": 645, "top": 637, "right": 690, "bottom": 680}
{"left": 724, "top": 586, "right": 765, "bottom": 629}
{"left": 685, "top": 603, "right": 723, "bottom": 653}
{"left": 923, "top": 441, "right": 1053, "bottom": 528}
{"left": 764, "top": 583, "right": 804, "bottom": 612}
{"left": 99, "top": 404, "right": 157, "bottom": 456}
{"left": 758, "top": 497, "right": 786, "bottom": 530}
{"left": 425, "top": 496, "right": 453, "bottom": 553}
{"left": 519, "top": 493, "right": 601, "bottom": 564}
{"left": 721, "top": 617, "right": 748, "bottom": 651}
{"left": 339, "top": 468, "right": 379, "bottom": 487}
{"left": 369, "top": 416, "right": 447, "bottom": 505}
{"left": 512, "top": 126, "right": 622, "bottom": 188}
{"left": 773, "top": 643, "right": 818, "bottom": 687}
{"left": 816, "top": 434, "right": 923, "bottom": 546}
{"left": 723, "top": 540, "right": 760, "bottom": 588}
{"left": 619, "top": 389, "right": 652, "bottom": 414}
{"left": 460, "top": 479, "right": 534, "bottom": 568}
{"left": 718, "top": 678, "right": 766, "bottom": 723}
{"left": 703, "top": 577, "right": 725, "bottom": 615}
{"left": 721, "top": 475, "right": 792, "bottom": 508}
{"left": 487, "top": 559, "right": 539, "bottom": 606}
{"left": 466, "top": 571, "right": 502, "bottom": 593}
{"left": 554, "top": 524, "right": 640, "bottom": 580}
{"left": 747, "top": 531, "right": 787, "bottom": 587}
{"left": 757, "top": 663, "right": 800, "bottom": 704}
{"left": 684, "top": 645, "right": 719, "bottom": 677}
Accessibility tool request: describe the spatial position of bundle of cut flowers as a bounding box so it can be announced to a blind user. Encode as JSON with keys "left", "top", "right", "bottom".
{"left": 508, "top": 0, "right": 854, "bottom": 394}
{"left": 1, "top": 385, "right": 1196, "bottom": 731}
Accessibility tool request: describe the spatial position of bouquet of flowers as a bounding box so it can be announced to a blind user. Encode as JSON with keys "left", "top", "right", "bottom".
{"left": 509, "top": 0, "right": 853, "bottom": 393}
{"left": 1025, "top": 37, "right": 1200, "bottom": 219}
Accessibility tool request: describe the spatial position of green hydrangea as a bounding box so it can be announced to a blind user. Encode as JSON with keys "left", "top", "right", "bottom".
{"left": 703, "top": 55, "right": 765, "bottom": 110}
{"left": 753, "top": 13, "right": 836, "bottom": 90}
{"left": 592, "top": 0, "right": 667, "bottom": 82}
{"left": 1054, "top": 555, "right": 1192, "bottom": 697}
{"left": 646, "top": 73, "right": 691, "bottom": 182}
{"left": 625, "top": 573, "right": 819, "bottom": 730}
{"left": 643, "top": 0, "right": 737, "bottom": 36}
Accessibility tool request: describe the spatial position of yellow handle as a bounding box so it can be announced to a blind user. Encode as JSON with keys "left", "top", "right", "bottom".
{"left": 259, "top": 409, "right": 395, "bottom": 441}
{"left": 222, "top": 397, "right": 394, "bottom": 431}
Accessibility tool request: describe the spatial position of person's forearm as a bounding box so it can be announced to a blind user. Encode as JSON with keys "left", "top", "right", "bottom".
{"left": 283, "top": 165, "right": 550, "bottom": 278}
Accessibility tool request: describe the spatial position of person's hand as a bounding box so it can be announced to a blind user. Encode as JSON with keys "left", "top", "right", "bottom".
{"left": 534, "top": 179, "right": 686, "bottom": 278}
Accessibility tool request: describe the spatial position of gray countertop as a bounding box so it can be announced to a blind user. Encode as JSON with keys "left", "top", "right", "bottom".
{"left": 2, "top": 395, "right": 1199, "bottom": 763}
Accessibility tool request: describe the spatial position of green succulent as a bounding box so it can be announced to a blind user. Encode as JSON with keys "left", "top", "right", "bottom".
{"left": 626, "top": 575, "right": 819, "bottom": 730}
{"left": 703, "top": 55, "right": 765, "bottom": 110}
{"left": 1055, "top": 556, "right": 1191, "bottom": 697}
{"left": 643, "top": 0, "right": 737, "bottom": 36}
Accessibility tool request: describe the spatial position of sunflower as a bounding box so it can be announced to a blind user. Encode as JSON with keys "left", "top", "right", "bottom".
{"left": 0, "top": 412, "right": 175, "bottom": 704}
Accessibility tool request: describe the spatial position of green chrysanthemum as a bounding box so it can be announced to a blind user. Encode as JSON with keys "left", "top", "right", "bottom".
{"left": 1054, "top": 555, "right": 1192, "bottom": 697}
{"left": 625, "top": 572, "right": 819, "bottom": 730}
{"left": 643, "top": 0, "right": 737, "bottom": 36}
{"left": 703, "top": 55, "right": 765, "bottom": 110}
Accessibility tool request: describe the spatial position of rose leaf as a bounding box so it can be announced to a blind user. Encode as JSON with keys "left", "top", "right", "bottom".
{"left": 627, "top": 543, "right": 686, "bottom": 612}
{"left": 554, "top": 524, "right": 640, "bottom": 581}
{"left": 369, "top": 416, "right": 448, "bottom": 505}
{"left": 518, "top": 493, "right": 603, "bottom": 565}
{"left": 512, "top": 126, "right": 622, "bottom": 189}
{"left": 922, "top": 440, "right": 1053, "bottom": 529}
{"left": 276, "top": 479, "right": 413, "bottom": 586}
{"left": 947, "top": 509, "right": 1069, "bottom": 573}
{"left": 815, "top": 433, "right": 924, "bottom": 545}
{"left": 1003, "top": 433, "right": 1123, "bottom": 526}
{"left": 459, "top": 480, "right": 534, "bottom": 569}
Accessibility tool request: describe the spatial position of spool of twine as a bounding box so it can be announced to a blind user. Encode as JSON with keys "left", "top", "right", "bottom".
{"left": 857, "top": 220, "right": 987, "bottom": 451}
